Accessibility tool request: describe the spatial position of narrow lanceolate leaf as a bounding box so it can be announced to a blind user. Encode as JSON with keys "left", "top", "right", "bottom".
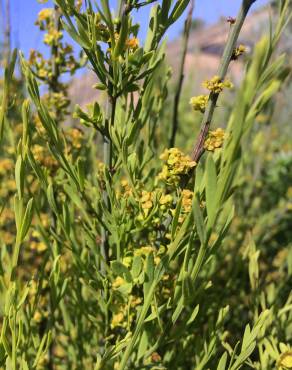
{"left": 217, "top": 352, "right": 228, "bottom": 370}
{"left": 205, "top": 154, "right": 217, "bottom": 228}
{"left": 15, "top": 156, "right": 25, "bottom": 199}
{"left": 47, "top": 184, "right": 59, "bottom": 215}
{"left": 21, "top": 100, "right": 30, "bottom": 157}
{"left": 19, "top": 198, "right": 34, "bottom": 242}
{"left": 192, "top": 195, "right": 206, "bottom": 245}
{"left": 14, "top": 195, "right": 23, "bottom": 234}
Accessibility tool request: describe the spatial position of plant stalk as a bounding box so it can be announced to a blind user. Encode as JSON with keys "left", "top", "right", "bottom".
{"left": 170, "top": 0, "right": 195, "bottom": 147}
{"left": 101, "top": 95, "right": 116, "bottom": 269}
{"left": 191, "top": 0, "right": 257, "bottom": 163}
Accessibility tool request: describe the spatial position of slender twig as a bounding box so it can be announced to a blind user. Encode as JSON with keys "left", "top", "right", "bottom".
{"left": 170, "top": 0, "right": 195, "bottom": 147}
{"left": 4, "top": 0, "right": 11, "bottom": 66}
{"left": 101, "top": 94, "right": 116, "bottom": 268}
{"left": 191, "top": 0, "right": 257, "bottom": 163}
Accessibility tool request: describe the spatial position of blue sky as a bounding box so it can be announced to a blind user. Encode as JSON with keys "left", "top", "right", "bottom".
{"left": 8, "top": 0, "right": 270, "bottom": 57}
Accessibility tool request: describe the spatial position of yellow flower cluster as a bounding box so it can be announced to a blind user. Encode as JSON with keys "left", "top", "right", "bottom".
{"left": 189, "top": 95, "right": 208, "bottom": 113}
{"left": 32, "top": 144, "right": 58, "bottom": 169}
{"left": 120, "top": 179, "right": 133, "bottom": 198}
{"left": 44, "top": 28, "right": 63, "bottom": 46}
{"left": 202, "top": 75, "right": 233, "bottom": 94}
{"left": 134, "top": 245, "right": 161, "bottom": 265}
{"left": 233, "top": 44, "right": 246, "bottom": 59}
{"left": 0, "top": 179, "right": 16, "bottom": 198}
{"left": 111, "top": 312, "right": 124, "bottom": 329}
{"left": 30, "top": 230, "right": 47, "bottom": 252}
{"left": 159, "top": 193, "right": 173, "bottom": 210}
{"left": 204, "top": 128, "right": 227, "bottom": 151}
{"left": 126, "top": 37, "right": 139, "bottom": 50}
{"left": 67, "top": 128, "right": 84, "bottom": 149}
{"left": 140, "top": 191, "right": 154, "bottom": 216}
{"left": 29, "top": 280, "right": 49, "bottom": 325}
{"left": 278, "top": 350, "right": 292, "bottom": 368}
{"left": 134, "top": 245, "right": 155, "bottom": 257}
{"left": 181, "top": 189, "right": 193, "bottom": 213}
{"left": 0, "top": 158, "right": 14, "bottom": 175}
{"left": 112, "top": 276, "right": 125, "bottom": 290}
{"left": 37, "top": 8, "right": 53, "bottom": 22}
{"left": 158, "top": 148, "right": 196, "bottom": 185}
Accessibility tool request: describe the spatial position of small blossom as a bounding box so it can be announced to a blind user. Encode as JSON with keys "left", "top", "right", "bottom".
{"left": 232, "top": 44, "right": 246, "bottom": 60}
{"left": 112, "top": 276, "right": 125, "bottom": 289}
{"left": 159, "top": 194, "right": 173, "bottom": 207}
{"left": 181, "top": 189, "right": 193, "bottom": 213}
{"left": 278, "top": 351, "right": 292, "bottom": 368}
{"left": 111, "top": 312, "right": 124, "bottom": 329}
{"left": 204, "top": 128, "right": 227, "bottom": 151}
{"left": 126, "top": 37, "right": 139, "bottom": 50}
{"left": 140, "top": 190, "right": 154, "bottom": 216}
{"left": 0, "top": 159, "right": 14, "bottom": 175}
{"left": 202, "top": 76, "right": 233, "bottom": 94}
{"left": 67, "top": 128, "right": 84, "bottom": 149}
{"left": 158, "top": 148, "right": 196, "bottom": 185}
{"left": 44, "top": 28, "right": 63, "bottom": 45}
{"left": 189, "top": 95, "right": 208, "bottom": 113}
{"left": 134, "top": 246, "right": 155, "bottom": 257}
{"left": 37, "top": 8, "right": 53, "bottom": 22}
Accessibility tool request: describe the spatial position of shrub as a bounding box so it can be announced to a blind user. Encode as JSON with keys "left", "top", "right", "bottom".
{"left": 0, "top": 0, "right": 291, "bottom": 369}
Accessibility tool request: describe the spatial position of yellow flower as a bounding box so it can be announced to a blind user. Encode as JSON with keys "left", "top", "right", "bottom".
{"left": 204, "top": 128, "right": 227, "bottom": 151}
{"left": 1, "top": 231, "right": 14, "bottom": 245}
{"left": 278, "top": 351, "right": 292, "bottom": 368}
{"left": 122, "top": 256, "right": 132, "bottom": 268}
{"left": 140, "top": 190, "right": 154, "bottom": 216}
{"left": 134, "top": 246, "right": 154, "bottom": 257}
{"left": 126, "top": 37, "right": 139, "bottom": 50}
{"left": 111, "top": 312, "right": 124, "bottom": 329}
{"left": 33, "top": 310, "right": 43, "bottom": 323}
{"left": 37, "top": 8, "right": 53, "bottom": 22}
{"left": 158, "top": 148, "right": 196, "bottom": 185}
{"left": 159, "top": 194, "right": 173, "bottom": 205}
{"left": 181, "top": 189, "right": 193, "bottom": 213}
{"left": 0, "top": 158, "right": 14, "bottom": 175}
{"left": 189, "top": 95, "right": 208, "bottom": 113}
{"left": 44, "top": 29, "right": 63, "bottom": 45}
{"left": 232, "top": 44, "right": 246, "bottom": 59}
{"left": 202, "top": 76, "right": 233, "bottom": 94}
{"left": 112, "top": 276, "right": 125, "bottom": 289}
{"left": 68, "top": 128, "right": 83, "bottom": 149}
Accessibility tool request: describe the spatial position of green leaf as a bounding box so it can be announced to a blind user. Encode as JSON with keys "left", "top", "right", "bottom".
{"left": 111, "top": 261, "right": 132, "bottom": 282}
{"left": 192, "top": 195, "right": 206, "bottom": 245}
{"left": 19, "top": 198, "right": 34, "bottom": 242}
{"left": 15, "top": 155, "right": 25, "bottom": 199}
{"left": 143, "top": 253, "right": 155, "bottom": 298}
{"left": 186, "top": 304, "right": 200, "bottom": 326}
{"left": 47, "top": 184, "right": 59, "bottom": 215}
{"left": 206, "top": 154, "right": 217, "bottom": 227}
{"left": 131, "top": 256, "right": 143, "bottom": 279}
{"left": 217, "top": 351, "right": 228, "bottom": 370}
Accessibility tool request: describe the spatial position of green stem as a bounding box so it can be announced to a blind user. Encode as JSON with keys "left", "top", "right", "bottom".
{"left": 11, "top": 309, "right": 17, "bottom": 370}
{"left": 170, "top": 0, "right": 194, "bottom": 147}
{"left": 118, "top": 281, "right": 157, "bottom": 370}
{"left": 101, "top": 95, "right": 116, "bottom": 269}
{"left": 191, "top": 0, "right": 257, "bottom": 162}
